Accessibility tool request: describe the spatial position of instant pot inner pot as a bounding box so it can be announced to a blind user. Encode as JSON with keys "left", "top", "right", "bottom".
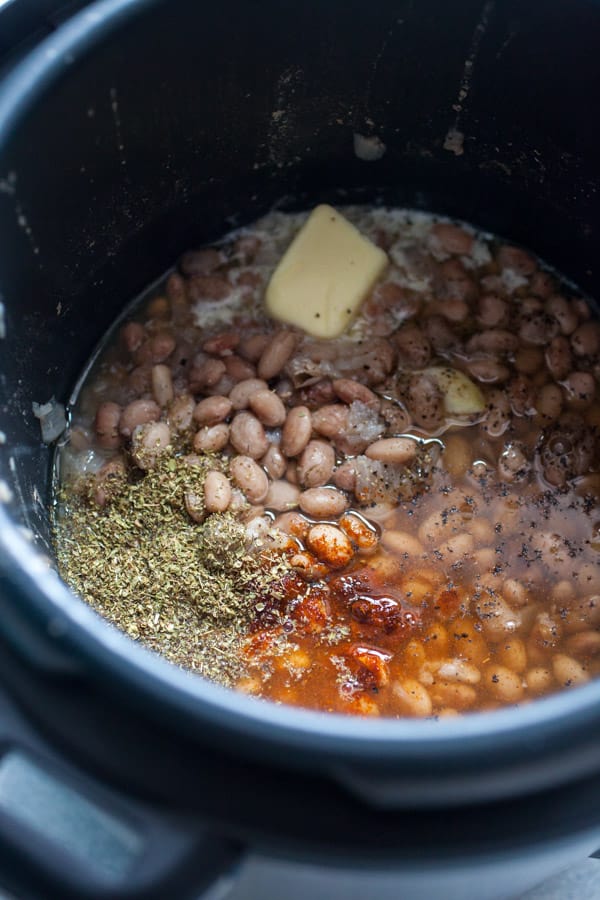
{"left": 0, "top": 0, "right": 600, "bottom": 870}
{"left": 1, "top": 0, "right": 598, "bottom": 551}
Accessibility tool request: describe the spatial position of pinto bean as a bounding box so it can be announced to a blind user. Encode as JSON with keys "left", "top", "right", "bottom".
{"left": 299, "top": 487, "right": 349, "bottom": 518}
{"left": 466, "top": 359, "right": 510, "bottom": 384}
{"left": 187, "top": 274, "right": 231, "bottom": 301}
{"left": 229, "top": 455, "right": 269, "bottom": 503}
{"left": 564, "top": 630, "right": 600, "bottom": 660}
{"left": 229, "top": 378, "right": 269, "bottom": 410}
{"left": 339, "top": 513, "right": 379, "bottom": 552}
{"left": 238, "top": 333, "right": 270, "bottom": 363}
{"left": 312, "top": 404, "right": 349, "bottom": 441}
{"left": 563, "top": 371, "right": 596, "bottom": 409}
{"left": 535, "top": 383, "right": 563, "bottom": 422}
{"left": 249, "top": 390, "right": 287, "bottom": 427}
{"left": 466, "top": 330, "right": 518, "bottom": 356}
{"left": 261, "top": 445, "right": 287, "bottom": 480}
{"left": 571, "top": 321, "right": 600, "bottom": 357}
{"left": 193, "top": 395, "right": 233, "bottom": 426}
{"left": 229, "top": 412, "right": 269, "bottom": 459}
{"left": 273, "top": 511, "right": 310, "bottom": 540}
{"left": 193, "top": 423, "right": 230, "bottom": 453}
{"left": 430, "top": 680, "right": 477, "bottom": 710}
{"left": 497, "top": 245, "right": 536, "bottom": 276}
{"left": 151, "top": 365, "right": 174, "bottom": 408}
{"left": 119, "top": 399, "right": 161, "bottom": 438}
{"left": 92, "top": 456, "right": 127, "bottom": 506}
{"left": 265, "top": 480, "right": 300, "bottom": 511}
{"left": 514, "top": 346, "right": 544, "bottom": 375}
{"left": 95, "top": 402, "right": 122, "bottom": 449}
{"left": 437, "top": 258, "right": 477, "bottom": 302}
{"left": 392, "top": 679, "right": 433, "bottom": 717}
{"left": 149, "top": 331, "right": 176, "bottom": 363}
{"left": 121, "top": 321, "right": 146, "bottom": 353}
{"left": 306, "top": 523, "right": 354, "bottom": 569}
{"left": 519, "top": 312, "right": 559, "bottom": 346}
{"left": 202, "top": 331, "right": 239, "bottom": 356}
{"left": 257, "top": 330, "right": 296, "bottom": 380}
{"left": 481, "top": 389, "right": 510, "bottom": 438}
{"left": 167, "top": 394, "right": 195, "bottom": 433}
{"left": 224, "top": 354, "right": 256, "bottom": 382}
{"left": 333, "top": 460, "right": 357, "bottom": 492}
{"left": 546, "top": 294, "right": 578, "bottom": 335}
{"left": 431, "top": 222, "right": 474, "bottom": 255}
{"left": 281, "top": 406, "right": 312, "bottom": 457}
{"left": 477, "top": 295, "right": 508, "bottom": 328}
{"left": 332, "top": 379, "right": 379, "bottom": 408}
{"left": 204, "top": 470, "right": 232, "bottom": 513}
{"left": 545, "top": 335, "right": 572, "bottom": 381}
{"left": 189, "top": 357, "right": 226, "bottom": 391}
{"left": 365, "top": 437, "right": 418, "bottom": 465}
{"left": 130, "top": 421, "right": 171, "bottom": 469}
{"left": 382, "top": 530, "right": 424, "bottom": 558}
{"left": 407, "top": 373, "right": 444, "bottom": 431}
{"left": 553, "top": 654, "right": 590, "bottom": 687}
{"left": 180, "top": 247, "right": 223, "bottom": 276}
{"left": 483, "top": 665, "right": 524, "bottom": 702}
{"left": 297, "top": 440, "right": 336, "bottom": 488}
{"left": 289, "top": 551, "right": 329, "bottom": 581}
{"left": 395, "top": 324, "right": 431, "bottom": 368}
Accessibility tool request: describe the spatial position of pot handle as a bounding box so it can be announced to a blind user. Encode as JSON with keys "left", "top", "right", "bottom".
{"left": 0, "top": 682, "right": 242, "bottom": 900}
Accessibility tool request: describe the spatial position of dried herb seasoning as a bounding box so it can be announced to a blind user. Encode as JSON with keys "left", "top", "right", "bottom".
{"left": 54, "top": 451, "right": 289, "bottom": 687}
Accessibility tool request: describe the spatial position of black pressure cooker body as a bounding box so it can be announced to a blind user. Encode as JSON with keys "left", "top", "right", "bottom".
{"left": 0, "top": 1, "right": 599, "bottom": 898}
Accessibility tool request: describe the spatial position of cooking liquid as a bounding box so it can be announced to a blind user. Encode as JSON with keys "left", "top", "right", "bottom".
{"left": 55, "top": 207, "right": 600, "bottom": 718}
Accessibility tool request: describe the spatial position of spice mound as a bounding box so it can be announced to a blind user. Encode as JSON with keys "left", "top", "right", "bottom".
{"left": 54, "top": 205, "right": 600, "bottom": 718}
{"left": 56, "top": 452, "right": 290, "bottom": 686}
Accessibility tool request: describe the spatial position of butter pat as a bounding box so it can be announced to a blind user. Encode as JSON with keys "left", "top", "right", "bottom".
{"left": 265, "top": 204, "right": 388, "bottom": 338}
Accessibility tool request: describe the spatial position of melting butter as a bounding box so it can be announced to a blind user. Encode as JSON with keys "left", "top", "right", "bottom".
{"left": 265, "top": 204, "right": 388, "bottom": 338}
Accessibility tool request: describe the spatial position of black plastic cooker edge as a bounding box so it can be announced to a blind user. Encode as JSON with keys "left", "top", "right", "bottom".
{"left": 0, "top": 0, "right": 599, "bottom": 898}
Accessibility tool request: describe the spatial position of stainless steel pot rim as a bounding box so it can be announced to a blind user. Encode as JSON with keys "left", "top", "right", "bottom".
{"left": 1, "top": 0, "right": 599, "bottom": 762}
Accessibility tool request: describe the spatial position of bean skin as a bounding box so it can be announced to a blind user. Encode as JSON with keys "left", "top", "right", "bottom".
{"left": 229, "top": 412, "right": 269, "bottom": 459}
{"left": 431, "top": 222, "right": 474, "bottom": 255}
{"left": 553, "top": 654, "right": 590, "bottom": 687}
{"left": 193, "top": 423, "right": 230, "bottom": 453}
{"left": 230, "top": 455, "right": 269, "bottom": 503}
{"left": 167, "top": 394, "right": 195, "bottom": 432}
{"left": 238, "top": 333, "right": 269, "bottom": 363}
{"left": 119, "top": 399, "right": 161, "bottom": 438}
{"left": 273, "top": 511, "right": 310, "bottom": 540}
{"left": 332, "top": 378, "right": 379, "bottom": 407}
{"left": 281, "top": 406, "right": 312, "bottom": 457}
{"left": 224, "top": 355, "right": 256, "bottom": 382}
{"left": 204, "top": 470, "right": 232, "bottom": 513}
{"left": 130, "top": 422, "right": 171, "bottom": 469}
{"left": 249, "top": 390, "right": 287, "bottom": 427}
{"left": 332, "top": 460, "right": 357, "bottom": 492}
{"left": 265, "top": 480, "right": 300, "bottom": 511}
{"left": 563, "top": 371, "right": 596, "bottom": 408}
{"left": 483, "top": 665, "right": 524, "bottom": 702}
{"left": 257, "top": 330, "right": 296, "bottom": 380}
{"left": 395, "top": 324, "right": 431, "bottom": 368}
{"left": 262, "top": 445, "right": 287, "bottom": 480}
{"left": 571, "top": 321, "right": 600, "bottom": 357}
{"left": 365, "top": 437, "right": 418, "bottom": 465}
{"left": 229, "top": 378, "right": 269, "bottom": 410}
{"left": 299, "top": 487, "right": 349, "bottom": 519}
{"left": 95, "top": 402, "right": 122, "bottom": 450}
{"left": 306, "top": 523, "right": 354, "bottom": 569}
{"left": 193, "top": 395, "right": 233, "bottom": 426}
{"left": 297, "top": 440, "right": 336, "bottom": 488}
